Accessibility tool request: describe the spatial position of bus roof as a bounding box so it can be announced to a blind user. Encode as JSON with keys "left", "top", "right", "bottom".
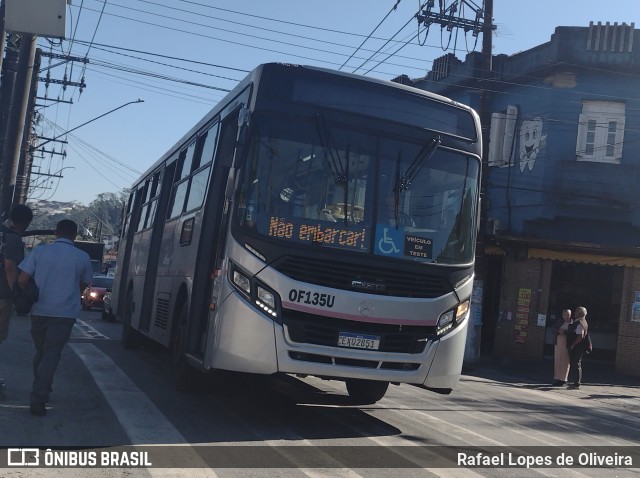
{"left": 133, "top": 63, "right": 479, "bottom": 189}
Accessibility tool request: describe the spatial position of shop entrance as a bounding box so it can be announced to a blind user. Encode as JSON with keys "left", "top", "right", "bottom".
{"left": 480, "top": 255, "right": 504, "bottom": 357}
{"left": 545, "top": 262, "right": 622, "bottom": 360}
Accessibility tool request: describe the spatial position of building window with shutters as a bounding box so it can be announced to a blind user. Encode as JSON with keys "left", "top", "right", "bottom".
{"left": 576, "top": 100, "right": 625, "bottom": 163}
{"left": 488, "top": 105, "right": 518, "bottom": 167}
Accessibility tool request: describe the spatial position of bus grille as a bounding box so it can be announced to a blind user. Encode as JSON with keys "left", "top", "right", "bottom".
{"left": 288, "top": 352, "right": 421, "bottom": 371}
{"left": 282, "top": 308, "right": 433, "bottom": 354}
{"left": 272, "top": 256, "right": 451, "bottom": 298}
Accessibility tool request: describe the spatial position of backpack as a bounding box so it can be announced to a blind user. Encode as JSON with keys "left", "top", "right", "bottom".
{"left": 12, "top": 279, "right": 39, "bottom": 315}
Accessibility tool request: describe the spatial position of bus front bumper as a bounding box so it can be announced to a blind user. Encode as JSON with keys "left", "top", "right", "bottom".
{"left": 276, "top": 312, "right": 469, "bottom": 389}
{"left": 209, "top": 290, "right": 468, "bottom": 390}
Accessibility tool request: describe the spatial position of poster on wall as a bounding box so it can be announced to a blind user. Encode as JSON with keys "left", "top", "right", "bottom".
{"left": 631, "top": 302, "right": 640, "bottom": 323}
{"left": 471, "top": 280, "right": 483, "bottom": 326}
{"left": 515, "top": 288, "right": 531, "bottom": 344}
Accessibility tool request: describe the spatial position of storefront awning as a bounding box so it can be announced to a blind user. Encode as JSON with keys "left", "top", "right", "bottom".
{"left": 528, "top": 248, "right": 640, "bottom": 267}
{"left": 484, "top": 244, "right": 506, "bottom": 256}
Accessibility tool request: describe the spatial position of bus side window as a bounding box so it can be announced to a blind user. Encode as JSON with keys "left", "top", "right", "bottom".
{"left": 144, "top": 169, "right": 163, "bottom": 228}
{"left": 185, "top": 166, "right": 211, "bottom": 212}
{"left": 176, "top": 142, "right": 196, "bottom": 181}
{"left": 168, "top": 179, "right": 189, "bottom": 219}
{"left": 200, "top": 123, "right": 220, "bottom": 167}
{"left": 121, "top": 192, "right": 134, "bottom": 237}
{"left": 135, "top": 181, "right": 150, "bottom": 232}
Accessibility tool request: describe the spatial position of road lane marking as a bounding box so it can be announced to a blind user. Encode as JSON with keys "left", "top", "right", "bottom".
{"left": 73, "top": 319, "right": 109, "bottom": 340}
{"left": 72, "top": 345, "right": 392, "bottom": 476}
{"left": 303, "top": 378, "right": 594, "bottom": 478}
{"left": 453, "top": 376, "right": 640, "bottom": 445}
{"left": 70, "top": 343, "right": 216, "bottom": 478}
{"left": 210, "top": 397, "right": 368, "bottom": 477}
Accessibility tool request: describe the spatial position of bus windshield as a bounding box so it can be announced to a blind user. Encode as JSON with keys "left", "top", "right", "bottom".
{"left": 236, "top": 112, "right": 479, "bottom": 264}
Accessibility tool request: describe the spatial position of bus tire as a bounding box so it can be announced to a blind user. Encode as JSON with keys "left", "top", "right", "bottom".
{"left": 171, "top": 304, "right": 200, "bottom": 392}
{"left": 101, "top": 308, "right": 115, "bottom": 322}
{"left": 345, "top": 379, "right": 389, "bottom": 404}
{"left": 121, "top": 290, "right": 142, "bottom": 349}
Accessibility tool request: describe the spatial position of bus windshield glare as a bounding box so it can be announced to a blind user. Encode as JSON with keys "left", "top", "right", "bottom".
{"left": 237, "top": 112, "right": 480, "bottom": 264}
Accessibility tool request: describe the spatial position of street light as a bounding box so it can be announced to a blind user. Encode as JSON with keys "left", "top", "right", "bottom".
{"left": 33, "top": 98, "right": 145, "bottom": 150}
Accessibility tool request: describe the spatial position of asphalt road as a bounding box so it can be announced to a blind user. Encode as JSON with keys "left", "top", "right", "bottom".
{"left": 0, "top": 309, "right": 639, "bottom": 477}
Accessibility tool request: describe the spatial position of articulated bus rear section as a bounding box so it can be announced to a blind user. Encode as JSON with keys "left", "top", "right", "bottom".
{"left": 112, "top": 63, "right": 481, "bottom": 405}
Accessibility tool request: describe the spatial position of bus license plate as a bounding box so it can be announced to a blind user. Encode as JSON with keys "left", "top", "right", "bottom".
{"left": 337, "top": 332, "right": 381, "bottom": 350}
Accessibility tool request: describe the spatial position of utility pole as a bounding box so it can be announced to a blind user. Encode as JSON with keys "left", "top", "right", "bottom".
{"left": 13, "top": 46, "right": 41, "bottom": 205}
{"left": 473, "top": 0, "right": 494, "bottom": 365}
{"left": 0, "top": 0, "right": 68, "bottom": 212}
{"left": 0, "top": 32, "right": 37, "bottom": 218}
{"left": 416, "top": 0, "right": 495, "bottom": 364}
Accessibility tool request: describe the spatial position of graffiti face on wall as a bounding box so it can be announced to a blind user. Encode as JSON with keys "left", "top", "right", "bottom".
{"left": 519, "top": 118, "right": 545, "bottom": 172}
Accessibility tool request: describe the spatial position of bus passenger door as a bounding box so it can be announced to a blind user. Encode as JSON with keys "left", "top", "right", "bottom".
{"left": 139, "top": 163, "right": 176, "bottom": 333}
{"left": 187, "top": 107, "right": 244, "bottom": 361}
{"left": 114, "top": 187, "right": 144, "bottom": 320}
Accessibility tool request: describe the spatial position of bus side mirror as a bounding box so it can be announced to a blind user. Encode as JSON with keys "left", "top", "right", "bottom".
{"left": 238, "top": 106, "right": 250, "bottom": 127}
{"left": 235, "top": 107, "right": 250, "bottom": 154}
{"left": 280, "top": 188, "right": 294, "bottom": 202}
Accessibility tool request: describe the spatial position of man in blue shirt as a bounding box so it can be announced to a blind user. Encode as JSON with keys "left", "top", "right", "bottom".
{"left": 18, "top": 219, "right": 93, "bottom": 416}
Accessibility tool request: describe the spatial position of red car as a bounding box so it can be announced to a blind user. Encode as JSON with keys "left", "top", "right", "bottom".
{"left": 81, "top": 275, "right": 114, "bottom": 310}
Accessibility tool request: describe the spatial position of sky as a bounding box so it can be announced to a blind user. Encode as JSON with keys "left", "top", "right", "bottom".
{"left": 26, "top": 0, "right": 638, "bottom": 205}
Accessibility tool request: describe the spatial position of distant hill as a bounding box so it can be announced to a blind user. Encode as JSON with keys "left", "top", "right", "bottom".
{"left": 28, "top": 200, "right": 88, "bottom": 231}
{"left": 26, "top": 194, "right": 123, "bottom": 241}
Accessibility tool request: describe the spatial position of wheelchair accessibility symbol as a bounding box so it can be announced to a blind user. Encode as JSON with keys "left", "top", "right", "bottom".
{"left": 375, "top": 225, "right": 403, "bottom": 257}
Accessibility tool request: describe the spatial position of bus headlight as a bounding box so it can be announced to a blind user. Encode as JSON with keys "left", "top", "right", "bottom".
{"left": 257, "top": 287, "right": 275, "bottom": 309}
{"left": 233, "top": 270, "right": 251, "bottom": 294}
{"left": 256, "top": 287, "right": 277, "bottom": 318}
{"left": 230, "top": 263, "right": 281, "bottom": 322}
{"left": 436, "top": 299, "right": 470, "bottom": 336}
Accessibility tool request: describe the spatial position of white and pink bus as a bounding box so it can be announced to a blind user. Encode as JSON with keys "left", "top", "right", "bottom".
{"left": 111, "top": 63, "right": 482, "bottom": 404}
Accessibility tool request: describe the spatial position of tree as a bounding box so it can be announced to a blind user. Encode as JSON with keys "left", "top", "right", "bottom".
{"left": 86, "top": 191, "right": 128, "bottom": 237}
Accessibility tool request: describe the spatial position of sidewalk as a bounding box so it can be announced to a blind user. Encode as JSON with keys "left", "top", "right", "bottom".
{"left": 464, "top": 355, "right": 640, "bottom": 410}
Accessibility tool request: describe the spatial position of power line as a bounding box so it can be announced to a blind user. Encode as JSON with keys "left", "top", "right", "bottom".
{"left": 84, "top": 66, "right": 220, "bottom": 105}
{"left": 79, "top": 43, "right": 242, "bottom": 83}
{"left": 71, "top": 39, "right": 250, "bottom": 73}
{"left": 84, "top": 0, "right": 108, "bottom": 58}
{"left": 88, "top": 58, "right": 232, "bottom": 92}
{"left": 341, "top": 0, "right": 402, "bottom": 70}
{"left": 351, "top": 5, "right": 419, "bottom": 73}
{"left": 72, "top": 4, "right": 429, "bottom": 76}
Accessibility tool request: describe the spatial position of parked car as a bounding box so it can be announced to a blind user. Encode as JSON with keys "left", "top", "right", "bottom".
{"left": 101, "top": 291, "right": 116, "bottom": 322}
{"left": 81, "top": 275, "right": 114, "bottom": 310}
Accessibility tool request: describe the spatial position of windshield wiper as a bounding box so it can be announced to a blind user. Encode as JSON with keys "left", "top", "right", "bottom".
{"left": 396, "top": 135, "right": 441, "bottom": 191}
{"left": 314, "top": 112, "right": 347, "bottom": 184}
{"left": 392, "top": 149, "right": 402, "bottom": 228}
{"left": 342, "top": 145, "right": 350, "bottom": 226}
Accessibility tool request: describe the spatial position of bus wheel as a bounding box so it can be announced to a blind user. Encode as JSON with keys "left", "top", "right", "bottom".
{"left": 171, "top": 304, "right": 200, "bottom": 392}
{"left": 121, "top": 290, "right": 142, "bottom": 349}
{"left": 101, "top": 308, "right": 114, "bottom": 322}
{"left": 345, "top": 379, "right": 389, "bottom": 404}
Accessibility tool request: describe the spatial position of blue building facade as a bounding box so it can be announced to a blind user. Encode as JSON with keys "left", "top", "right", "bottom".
{"left": 410, "top": 22, "right": 640, "bottom": 375}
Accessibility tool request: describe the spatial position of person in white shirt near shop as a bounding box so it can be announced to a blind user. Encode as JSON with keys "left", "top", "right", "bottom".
{"left": 551, "top": 308, "right": 572, "bottom": 387}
